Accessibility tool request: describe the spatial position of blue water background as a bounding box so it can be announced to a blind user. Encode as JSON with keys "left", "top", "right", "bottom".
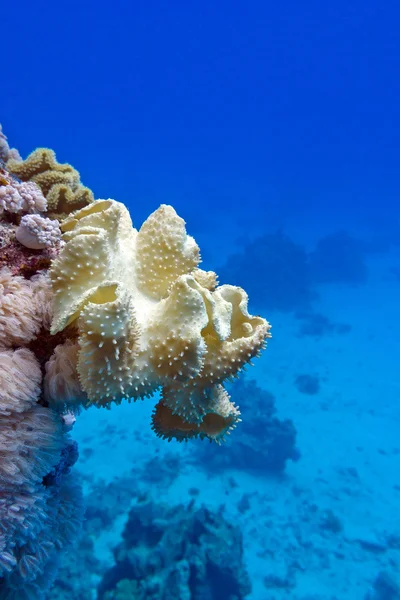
{"left": 2, "top": 1, "right": 400, "bottom": 598}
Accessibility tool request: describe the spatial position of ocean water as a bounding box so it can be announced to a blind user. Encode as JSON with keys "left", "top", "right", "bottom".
{"left": 2, "top": 1, "right": 400, "bottom": 598}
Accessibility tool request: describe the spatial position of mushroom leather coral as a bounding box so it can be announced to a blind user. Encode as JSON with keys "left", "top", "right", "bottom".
{"left": 50, "top": 199, "right": 270, "bottom": 441}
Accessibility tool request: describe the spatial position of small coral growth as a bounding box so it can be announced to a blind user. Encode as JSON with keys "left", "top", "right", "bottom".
{"left": 1, "top": 125, "right": 271, "bottom": 445}
{"left": 98, "top": 500, "right": 251, "bottom": 600}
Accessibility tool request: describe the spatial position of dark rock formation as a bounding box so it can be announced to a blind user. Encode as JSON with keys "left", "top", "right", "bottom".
{"left": 219, "top": 231, "right": 314, "bottom": 312}
{"left": 98, "top": 501, "right": 251, "bottom": 600}
{"left": 196, "top": 379, "right": 299, "bottom": 475}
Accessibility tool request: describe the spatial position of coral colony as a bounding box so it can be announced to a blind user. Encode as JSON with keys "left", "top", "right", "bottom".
{"left": 0, "top": 124, "right": 270, "bottom": 597}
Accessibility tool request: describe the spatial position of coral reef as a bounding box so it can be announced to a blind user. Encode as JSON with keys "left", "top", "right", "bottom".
{"left": 219, "top": 231, "right": 314, "bottom": 312}
{"left": 196, "top": 378, "right": 299, "bottom": 475}
{"left": 97, "top": 500, "right": 251, "bottom": 600}
{"left": 0, "top": 135, "right": 84, "bottom": 599}
{"left": 50, "top": 199, "right": 270, "bottom": 441}
{"left": 2, "top": 129, "right": 271, "bottom": 443}
{"left": 0, "top": 125, "right": 271, "bottom": 598}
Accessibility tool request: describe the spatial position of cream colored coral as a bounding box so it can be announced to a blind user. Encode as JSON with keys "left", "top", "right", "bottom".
{"left": 152, "top": 385, "right": 240, "bottom": 442}
{"left": 0, "top": 268, "right": 42, "bottom": 348}
{"left": 193, "top": 268, "right": 218, "bottom": 291}
{"left": 50, "top": 199, "right": 270, "bottom": 436}
{"left": 135, "top": 204, "right": 200, "bottom": 299}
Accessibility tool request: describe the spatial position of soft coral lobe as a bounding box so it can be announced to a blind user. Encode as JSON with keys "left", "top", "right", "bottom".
{"left": 50, "top": 199, "right": 271, "bottom": 440}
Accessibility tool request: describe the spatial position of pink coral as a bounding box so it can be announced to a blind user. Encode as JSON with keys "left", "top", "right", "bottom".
{"left": 0, "top": 181, "right": 46, "bottom": 215}
{"left": 0, "top": 268, "right": 42, "bottom": 347}
{"left": 44, "top": 340, "right": 88, "bottom": 411}
{"left": 0, "top": 348, "right": 42, "bottom": 416}
{"left": 0, "top": 185, "right": 23, "bottom": 214}
{"left": 31, "top": 271, "right": 54, "bottom": 331}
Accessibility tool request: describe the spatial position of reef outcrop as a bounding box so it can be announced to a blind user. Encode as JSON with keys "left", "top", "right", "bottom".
{"left": 98, "top": 500, "right": 252, "bottom": 600}
{"left": 0, "top": 124, "right": 270, "bottom": 597}
{"left": 196, "top": 378, "right": 299, "bottom": 475}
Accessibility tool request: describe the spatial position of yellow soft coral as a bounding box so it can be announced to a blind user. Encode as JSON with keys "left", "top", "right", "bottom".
{"left": 50, "top": 199, "right": 270, "bottom": 440}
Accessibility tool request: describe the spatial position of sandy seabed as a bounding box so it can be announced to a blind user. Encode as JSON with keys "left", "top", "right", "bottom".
{"left": 72, "top": 247, "right": 400, "bottom": 600}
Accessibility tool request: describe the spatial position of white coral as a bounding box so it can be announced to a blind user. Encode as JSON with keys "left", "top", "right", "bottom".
{"left": 0, "top": 124, "right": 9, "bottom": 161}
{"left": 0, "top": 181, "right": 47, "bottom": 215}
{"left": 17, "top": 181, "right": 47, "bottom": 213}
{"left": 0, "top": 185, "right": 24, "bottom": 214}
{"left": 16, "top": 214, "right": 61, "bottom": 250}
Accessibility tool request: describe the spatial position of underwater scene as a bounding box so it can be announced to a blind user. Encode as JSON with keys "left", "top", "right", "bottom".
{"left": 1, "top": 1, "right": 400, "bottom": 599}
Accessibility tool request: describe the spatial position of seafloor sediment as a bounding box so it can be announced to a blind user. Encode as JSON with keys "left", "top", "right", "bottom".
{"left": 50, "top": 245, "right": 400, "bottom": 600}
